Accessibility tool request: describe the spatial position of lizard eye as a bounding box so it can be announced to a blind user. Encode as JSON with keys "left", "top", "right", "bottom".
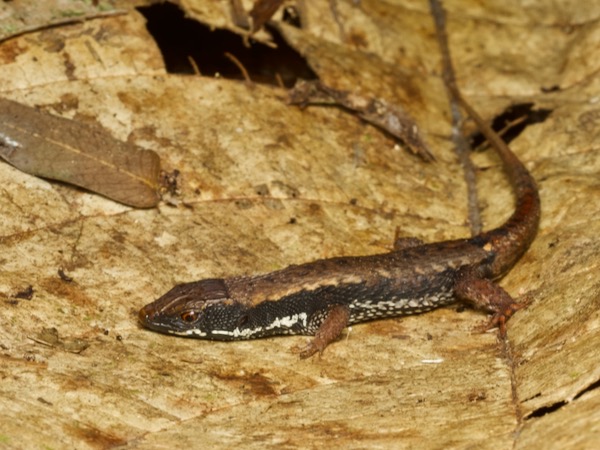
{"left": 181, "top": 310, "right": 199, "bottom": 323}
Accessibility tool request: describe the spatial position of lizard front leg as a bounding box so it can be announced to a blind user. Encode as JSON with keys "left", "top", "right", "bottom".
{"left": 296, "top": 304, "right": 351, "bottom": 359}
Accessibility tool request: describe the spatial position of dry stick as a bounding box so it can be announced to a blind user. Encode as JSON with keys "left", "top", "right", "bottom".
{"left": 430, "top": 3, "right": 527, "bottom": 188}
{"left": 274, "top": 72, "right": 285, "bottom": 89}
{"left": 224, "top": 52, "right": 252, "bottom": 84}
{"left": 188, "top": 55, "right": 202, "bottom": 76}
{"left": 429, "top": 0, "right": 482, "bottom": 235}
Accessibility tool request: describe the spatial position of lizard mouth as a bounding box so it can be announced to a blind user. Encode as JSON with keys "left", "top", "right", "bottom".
{"left": 138, "top": 303, "right": 177, "bottom": 333}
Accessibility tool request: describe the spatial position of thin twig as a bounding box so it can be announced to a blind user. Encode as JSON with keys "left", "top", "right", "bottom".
{"left": 429, "top": 1, "right": 526, "bottom": 429}
{"left": 429, "top": 0, "right": 482, "bottom": 235}
{"left": 0, "top": 9, "right": 127, "bottom": 44}
{"left": 224, "top": 52, "right": 252, "bottom": 84}
{"left": 188, "top": 55, "right": 202, "bottom": 76}
{"left": 274, "top": 72, "right": 285, "bottom": 89}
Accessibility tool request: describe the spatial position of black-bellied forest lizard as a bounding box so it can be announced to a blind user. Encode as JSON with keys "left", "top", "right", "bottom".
{"left": 138, "top": 91, "right": 540, "bottom": 359}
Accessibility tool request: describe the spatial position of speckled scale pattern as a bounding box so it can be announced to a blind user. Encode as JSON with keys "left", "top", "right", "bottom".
{"left": 139, "top": 243, "right": 491, "bottom": 341}
{"left": 240, "top": 272, "right": 457, "bottom": 338}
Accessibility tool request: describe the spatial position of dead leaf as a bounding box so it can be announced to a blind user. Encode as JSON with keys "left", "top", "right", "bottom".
{"left": 0, "top": 98, "right": 161, "bottom": 208}
{"left": 29, "top": 327, "right": 90, "bottom": 354}
{"left": 249, "top": 0, "right": 285, "bottom": 33}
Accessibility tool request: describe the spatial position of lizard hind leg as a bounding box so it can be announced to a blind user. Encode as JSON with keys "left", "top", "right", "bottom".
{"left": 454, "top": 269, "right": 528, "bottom": 336}
{"left": 295, "top": 304, "right": 351, "bottom": 359}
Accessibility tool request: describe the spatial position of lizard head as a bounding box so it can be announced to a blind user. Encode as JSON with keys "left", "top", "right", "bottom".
{"left": 138, "top": 279, "right": 250, "bottom": 340}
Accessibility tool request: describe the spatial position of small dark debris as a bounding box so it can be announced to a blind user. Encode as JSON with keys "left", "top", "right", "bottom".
{"left": 254, "top": 183, "right": 270, "bottom": 196}
{"left": 541, "top": 85, "right": 560, "bottom": 93}
{"left": 30, "top": 327, "right": 90, "bottom": 354}
{"left": 14, "top": 285, "right": 34, "bottom": 300}
{"left": 467, "top": 391, "right": 487, "bottom": 402}
{"left": 37, "top": 397, "right": 53, "bottom": 406}
{"left": 58, "top": 268, "right": 74, "bottom": 282}
{"left": 160, "top": 169, "right": 181, "bottom": 197}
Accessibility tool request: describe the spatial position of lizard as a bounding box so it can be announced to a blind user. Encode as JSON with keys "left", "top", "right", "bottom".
{"left": 138, "top": 91, "right": 540, "bottom": 359}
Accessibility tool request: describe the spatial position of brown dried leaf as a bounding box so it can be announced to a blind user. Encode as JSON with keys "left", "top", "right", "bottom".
{"left": 0, "top": 98, "right": 161, "bottom": 208}
{"left": 249, "top": 0, "right": 285, "bottom": 33}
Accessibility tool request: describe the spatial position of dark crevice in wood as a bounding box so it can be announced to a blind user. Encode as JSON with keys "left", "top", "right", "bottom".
{"left": 137, "top": 2, "right": 316, "bottom": 87}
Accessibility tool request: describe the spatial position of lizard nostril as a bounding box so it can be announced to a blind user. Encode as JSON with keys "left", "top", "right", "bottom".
{"left": 138, "top": 304, "right": 155, "bottom": 324}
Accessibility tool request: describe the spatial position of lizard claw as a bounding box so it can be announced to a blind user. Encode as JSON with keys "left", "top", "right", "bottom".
{"left": 475, "top": 299, "right": 529, "bottom": 336}
{"left": 291, "top": 340, "right": 323, "bottom": 359}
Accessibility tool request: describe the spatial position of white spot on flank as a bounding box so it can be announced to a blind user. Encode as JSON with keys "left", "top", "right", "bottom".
{"left": 267, "top": 313, "right": 308, "bottom": 329}
{"left": 211, "top": 312, "right": 308, "bottom": 338}
{"left": 170, "top": 329, "right": 208, "bottom": 337}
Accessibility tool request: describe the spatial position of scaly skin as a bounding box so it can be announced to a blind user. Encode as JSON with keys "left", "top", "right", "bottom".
{"left": 139, "top": 93, "right": 540, "bottom": 358}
